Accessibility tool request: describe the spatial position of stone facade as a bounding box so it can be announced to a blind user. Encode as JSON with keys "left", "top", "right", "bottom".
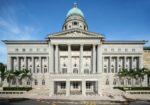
{"left": 2, "top": 4, "right": 149, "bottom": 96}
{"left": 144, "top": 47, "right": 150, "bottom": 69}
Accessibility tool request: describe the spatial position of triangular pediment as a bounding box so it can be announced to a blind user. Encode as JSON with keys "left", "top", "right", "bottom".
{"left": 47, "top": 29, "right": 104, "bottom": 39}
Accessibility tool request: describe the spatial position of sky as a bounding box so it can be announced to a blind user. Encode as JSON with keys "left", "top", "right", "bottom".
{"left": 0, "top": 0, "right": 150, "bottom": 64}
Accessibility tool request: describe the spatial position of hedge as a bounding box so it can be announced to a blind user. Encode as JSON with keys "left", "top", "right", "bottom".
{"left": 114, "top": 87, "right": 150, "bottom": 91}
{"left": 3, "top": 87, "right": 32, "bottom": 91}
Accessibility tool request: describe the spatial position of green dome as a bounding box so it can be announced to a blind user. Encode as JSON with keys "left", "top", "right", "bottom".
{"left": 67, "top": 3, "right": 84, "bottom": 17}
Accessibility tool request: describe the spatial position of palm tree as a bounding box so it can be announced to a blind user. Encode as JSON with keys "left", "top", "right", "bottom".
{"left": 143, "top": 68, "right": 150, "bottom": 87}
{"left": 5, "top": 70, "right": 15, "bottom": 87}
{"left": 128, "top": 69, "right": 136, "bottom": 87}
{"left": 118, "top": 69, "right": 129, "bottom": 87}
{"left": 13, "top": 70, "right": 22, "bottom": 87}
{"left": 0, "top": 63, "right": 6, "bottom": 87}
{"left": 136, "top": 68, "right": 146, "bottom": 87}
{"left": 20, "top": 69, "right": 32, "bottom": 87}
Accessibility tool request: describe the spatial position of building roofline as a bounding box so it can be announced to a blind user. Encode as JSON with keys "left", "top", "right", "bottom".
{"left": 2, "top": 40, "right": 48, "bottom": 44}
{"left": 103, "top": 40, "right": 148, "bottom": 44}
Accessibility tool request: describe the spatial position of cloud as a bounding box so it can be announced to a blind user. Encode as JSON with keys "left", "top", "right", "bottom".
{"left": 0, "top": 2, "right": 39, "bottom": 64}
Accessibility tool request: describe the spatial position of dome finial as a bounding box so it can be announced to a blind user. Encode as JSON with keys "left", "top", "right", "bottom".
{"left": 73, "top": 2, "right": 77, "bottom": 8}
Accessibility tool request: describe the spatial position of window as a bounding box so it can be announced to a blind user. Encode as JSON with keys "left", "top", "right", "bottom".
{"left": 73, "top": 21, "right": 78, "bottom": 25}
{"left": 37, "top": 48, "right": 40, "bottom": 52}
{"left": 15, "top": 48, "right": 19, "bottom": 52}
{"left": 132, "top": 49, "right": 135, "bottom": 52}
{"left": 118, "top": 48, "right": 121, "bottom": 52}
{"left": 128, "top": 79, "right": 131, "bottom": 85}
{"left": 113, "top": 79, "right": 117, "bottom": 85}
{"left": 73, "top": 83, "right": 79, "bottom": 89}
{"left": 35, "top": 80, "right": 38, "bottom": 85}
{"left": 60, "top": 82, "right": 66, "bottom": 89}
{"left": 22, "top": 49, "right": 26, "bottom": 52}
{"left": 104, "top": 68, "right": 107, "bottom": 73}
{"left": 42, "top": 79, "right": 45, "bottom": 85}
{"left": 27, "top": 80, "right": 30, "bottom": 85}
{"left": 44, "top": 68, "right": 47, "bottom": 73}
{"left": 12, "top": 79, "right": 16, "bottom": 85}
{"left": 29, "top": 48, "right": 32, "bottom": 52}
{"left": 125, "top": 48, "right": 128, "bottom": 52}
{"left": 104, "top": 48, "right": 107, "bottom": 52}
{"left": 106, "top": 79, "right": 109, "bottom": 85}
{"left": 84, "top": 69, "right": 89, "bottom": 74}
{"left": 19, "top": 80, "right": 22, "bottom": 85}
{"left": 44, "top": 48, "right": 47, "bottom": 52}
{"left": 37, "top": 68, "right": 39, "bottom": 73}
{"left": 73, "top": 68, "right": 78, "bottom": 74}
{"left": 111, "top": 68, "right": 114, "bottom": 73}
{"left": 86, "top": 82, "right": 91, "bottom": 89}
{"left": 62, "top": 68, "right": 67, "bottom": 74}
{"left": 111, "top": 48, "right": 114, "bottom": 52}
{"left": 121, "top": 79, "right": 124, "bottom": 85}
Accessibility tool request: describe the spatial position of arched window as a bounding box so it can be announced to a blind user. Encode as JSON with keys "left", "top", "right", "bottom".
{"left": 27, "top": 80, "right": 30, "bottom": 85}
{"left": 84, "top": 69, "right": 89, "bottom": 74}
{"left": 74, "top": 63, "right": 77, "bottom": 67}
{"left": 106, "top": 79, "right": 109, "bottom": 85}
{"left": 42, "top": 79, "right": 45, "bottom": 85}
{"left": 121, "top": 79, "right": 124, "bottom": 85}
{"left": 62, "top": 68, "right": 67, "bottom": 74}
{"left": 113, "top": 79, "right": 117, "bottom": 85}
{"left": 35, "top": 80, "right": 38, "bottom": 85}
{"left": 12, "top": 79, "right": 16, "bottom": 85}
{"left": 73, "top": 68, "right": 78, "bottom": 74}
{"left": 63, "top": 63, "right": 67, "bottom": 67}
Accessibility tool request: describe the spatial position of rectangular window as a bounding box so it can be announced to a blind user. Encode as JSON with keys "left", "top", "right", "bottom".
{"left": 60, "top": 82, "right": 66, "bottom": 89}
{"left": 73, "top": 83, "right": 79, "bottom": 89}
{"left": 86, "top": 82, "right": 91, "bottom": 89}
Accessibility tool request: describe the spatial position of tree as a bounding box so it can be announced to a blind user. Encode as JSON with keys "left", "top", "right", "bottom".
{"left": 5, "top": 70, "right": 15, "bottom": 87}
{"left": 13, "top": 70, "right": 22, "bottom": 87}
{"left": 118, "top": 69, "right": 129, "bottom": 87}
{"left": 128, "top": 69, "right": 136, "bottom": 87}
{"left": 20, "top": 69, "right": 32, "bottom": 87}
{"left": 0, "top": 63, "right": 6, "bottom": 87}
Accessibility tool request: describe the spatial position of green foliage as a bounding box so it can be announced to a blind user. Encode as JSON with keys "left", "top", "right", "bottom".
{"left": 3, "top": 87, "right": 32, "bottom": 91}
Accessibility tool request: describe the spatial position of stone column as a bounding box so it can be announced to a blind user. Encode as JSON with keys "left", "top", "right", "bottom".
{"left": 49, "top": 44, "right": 54, "bottom": 73}
{"left": 47, "top": 56, "right": 49, "bottom": 73}
{"left": 55, "top": 45, "right": 59, "bottom": 73}
{"left": 7, "top": 56, "right": 11, "bottom": 70}
{"left": 117, "top": 56, "right": 119, "bottom": 73}
{"left": 110, "top": 56, "right": 112, "bottom": 73}
{"left": 97, "top": 44, "right": 102, "bottom": 73}
{"left": 139, "top": 56, "right": 143, "bottom": 69}
{"left": 39, "top": 56, "right": 42, "bottom": 73}
{"left": 124, "top": 56, "right": 126, "bottom": 69}
{"left": 82, "top": 80, "right": 86, "bottom": 96}
{"left": 66, "top": 80, "right": 70, "bottom": 96}
{"left": 80, "top": 44, "right": 83, "bottom": 73}
{"left": 24, "top": 56, "right": 26, "bottom": 70}
{"left": 92, "top": 44, "right": 96, "bottom": 73}
{"left": 68, "top": 45, "right": 71, "bottom": 73}
{"left": 32, "top": 57, "right": 34, "bottom": 73}
{"left": 132, "top": 56, "right": 134, "bottom": 69}
{"left": 17, "top": 56, "right": 19, "bottom": 70}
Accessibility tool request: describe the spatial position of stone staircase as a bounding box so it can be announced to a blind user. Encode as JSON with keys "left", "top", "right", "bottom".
{"left": 25, "top": 88, "right": 49, "bottom": 97}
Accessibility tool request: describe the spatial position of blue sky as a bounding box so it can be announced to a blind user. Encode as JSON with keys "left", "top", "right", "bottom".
{"left": 0, "top": 0, "right": 150, "bottom": 64}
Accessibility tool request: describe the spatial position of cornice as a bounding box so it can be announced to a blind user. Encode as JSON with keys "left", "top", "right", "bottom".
{"left": 2, "top": 40, "right": 48, "bottom": 44}
{"left": 103, "top": 40, "right": 148, "bottom": 44}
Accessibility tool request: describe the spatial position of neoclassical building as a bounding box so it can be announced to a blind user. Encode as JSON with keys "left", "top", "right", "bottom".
{"left": 3, "top": 4, "right": 148, "bottom": 96}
